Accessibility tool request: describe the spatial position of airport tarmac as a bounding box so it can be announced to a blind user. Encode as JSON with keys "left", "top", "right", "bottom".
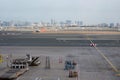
{"left": 0, "top": 46, "right": 120, "bottom": 80}
{"left": 0, "top": 31, "right": 120, "bottom": 80}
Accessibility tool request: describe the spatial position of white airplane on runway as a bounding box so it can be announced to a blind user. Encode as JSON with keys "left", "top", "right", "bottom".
{"left": 90, "top": 43, "right": 97, "bottom": 47}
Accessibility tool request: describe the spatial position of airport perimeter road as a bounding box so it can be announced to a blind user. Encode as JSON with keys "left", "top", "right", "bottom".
{"left": 0, "top": 47, "right": 120, "bottom": 80}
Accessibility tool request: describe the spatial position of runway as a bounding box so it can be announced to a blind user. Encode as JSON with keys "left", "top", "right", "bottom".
{"left": 0, "top": 32, "right": 120, "bottom": 46}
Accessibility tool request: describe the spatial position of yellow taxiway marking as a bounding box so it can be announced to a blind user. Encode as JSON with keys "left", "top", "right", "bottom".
{"left": 87, "top": 37, "right": 119, "bottom": 72}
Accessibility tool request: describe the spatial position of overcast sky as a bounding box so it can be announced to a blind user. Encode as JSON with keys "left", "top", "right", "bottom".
{"left": 0, "top": 0, "right": 120, "bottom": 24}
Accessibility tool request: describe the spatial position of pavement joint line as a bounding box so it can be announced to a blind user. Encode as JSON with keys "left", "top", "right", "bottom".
{"left": 87, "top": 36, "right": 119, "bottom": 73}
{"left": 76, "top": 64, "right": 80, "bottom": 80}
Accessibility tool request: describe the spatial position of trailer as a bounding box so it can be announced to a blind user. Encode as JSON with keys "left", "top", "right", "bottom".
{"left": 0, "top": 58, "right": 29, "bottom": 80}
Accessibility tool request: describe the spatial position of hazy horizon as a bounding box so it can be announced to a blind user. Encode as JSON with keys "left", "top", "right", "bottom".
{"left": 0, "top": 0, "right": 120, "bottom": 25}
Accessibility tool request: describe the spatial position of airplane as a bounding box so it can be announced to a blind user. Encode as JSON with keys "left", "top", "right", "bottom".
{"left": 90, "top": 43, "right": 96, "bottom": 47}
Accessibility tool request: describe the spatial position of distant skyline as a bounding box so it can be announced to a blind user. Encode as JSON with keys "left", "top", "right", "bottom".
{"left": 0, "top": 0, "right": 120, "bottom": 25}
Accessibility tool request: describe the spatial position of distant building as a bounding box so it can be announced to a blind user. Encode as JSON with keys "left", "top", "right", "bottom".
{"left": 51, "top": 19, "right": 53, "bottom": 26}
{"left": 24, "top": 22, "right": 31, "bottom": 26}
{"left": 60, "top": 21, "right": 65, "bottom": 27}
{"left": 109, "top": 23, "right": 114, "bottom": 28}
{"left": 75, "top": 21, "right": 83, "bottom": 26}
{"left": 51, "top": 19, "right": 56, "bottom": 26}
{"left": 98, "top": 23, "right": 108, "bottom": 27}
{"left": 46, "top": 22, "right": 50, "bottom": 27}
{"left": 1, "top": 21, "right": 11, "bottom": 26}
{"left": 66, "top": 20, "right": 72, "bottom": 26}
{"left": 14, "top": 21, "right": 31, "bottom": 27}
{"left": 116, "top": 23, "right": 120, "bottom": 27}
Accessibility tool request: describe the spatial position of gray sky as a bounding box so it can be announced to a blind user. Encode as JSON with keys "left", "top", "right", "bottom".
{"left": 0, "top": 0, "right": 120, "bottom": 24}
